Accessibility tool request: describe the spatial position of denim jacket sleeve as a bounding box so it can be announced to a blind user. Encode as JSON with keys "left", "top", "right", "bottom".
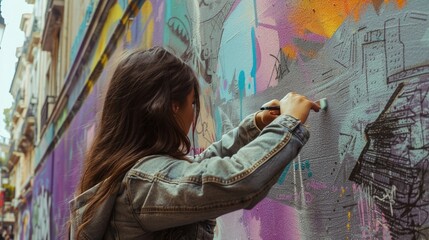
{"left": 192, "top": 113, "right": 262, "bottom": 162}
{"left": 125, "top": 114, "right": 309, "bottom": 232}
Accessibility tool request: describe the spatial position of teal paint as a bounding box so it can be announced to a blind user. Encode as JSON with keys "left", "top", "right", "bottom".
{"left": 253, "top": 0, "right": 258, "bottom": 26}
{"left": 119, "top": 0, "right": 128, "bottom": 9}
{"left": 214, "top": 107, "right": 222, "bottom": 140}
{"left": 278, "top": 159, "right": 313, "bottom": 185}
{"left": 238, "top": 70, "right": 246, "bottom": 120}
{"left": 163, "top": 1, "right": 191, "bottom": 60}
{"left": 277, "top": 162, "right": 292, "bottom": 185}
{"left": 163, "top": 0, "right": 172, "bottom": 45}
{"left": 295, "top": 159, "right": 313, "bottom": 178}
{"left": 218, "top": 0, "right": 257, "bottom": 101}
{"left": 251, "top": 27, "right": 257, "bottom": 94}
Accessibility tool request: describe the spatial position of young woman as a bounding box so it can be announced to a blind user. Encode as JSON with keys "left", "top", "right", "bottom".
{"left": 69, "top": 46, "right": 320, "bottom": 239}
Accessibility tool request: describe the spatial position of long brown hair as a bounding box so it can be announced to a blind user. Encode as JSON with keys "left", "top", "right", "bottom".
{"left": 75, "top": 46, "right": 201, "bottom": 237}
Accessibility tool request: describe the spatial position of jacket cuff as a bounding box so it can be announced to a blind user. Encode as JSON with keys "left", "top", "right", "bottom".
{"left": 242, "top": 112, "right": 262, "bottom": 136}
{"left": 273, "top": 115, "right": 310, "bottom": 145}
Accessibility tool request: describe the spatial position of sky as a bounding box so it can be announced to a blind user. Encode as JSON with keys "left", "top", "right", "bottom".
{"left": 0, "top": 0, "right": 33, "bottom": 139}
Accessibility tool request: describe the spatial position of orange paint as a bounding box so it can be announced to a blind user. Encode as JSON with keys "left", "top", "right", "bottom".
{"left": 288, "top": 0, "right": 407, "bottom": 38}
{"left": 282, "top": 45, "right": 297, "bottom": 59}
{"left": 282, "top": 0, "right": 407, "bottom": 59}
{"left": 396, "top": 0, "right": 406, "bottom": 8}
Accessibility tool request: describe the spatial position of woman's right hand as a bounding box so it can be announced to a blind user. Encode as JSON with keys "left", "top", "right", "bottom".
{"left": 280, "top": 92, "right": 320, "bottom": 123}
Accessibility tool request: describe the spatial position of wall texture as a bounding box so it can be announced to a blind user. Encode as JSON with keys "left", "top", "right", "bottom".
{"left": 29, "top": 0, "right": 429, "bottom": 239}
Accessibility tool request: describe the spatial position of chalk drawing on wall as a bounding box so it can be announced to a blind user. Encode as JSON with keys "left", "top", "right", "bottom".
{"left": 198, "top": 0, "right": 235, "bottom": 83}
{"left": 267, "top": 49, "right": 291, "bottom": 89}
{"left": 350, "top": 74, "right": 429, "bottom": 239}
{"left": 164, "top": 0, "right": 235, "bottom": 85}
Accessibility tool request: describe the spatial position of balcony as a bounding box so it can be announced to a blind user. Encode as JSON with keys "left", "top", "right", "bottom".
{"left": 27, "top": 20, "right": 40, "bottom": 63}
{"left": 41, "top": 96, "right": 56, "bottom": 129}
{"left": 41, "top": 0, "right": 64, "bottom": 51}
{"left": 11, "top": 90, "right": 24, "bottom": 125}
{"left": 17, "top": 105, "right": 36, "bottom": 154}
{"left": 6, "top": 142, "right": 23, "bottom": 171}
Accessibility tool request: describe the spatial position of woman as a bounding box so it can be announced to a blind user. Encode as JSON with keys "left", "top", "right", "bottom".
{"left": 69, "top": 46, "right": 320, "bottom": 239}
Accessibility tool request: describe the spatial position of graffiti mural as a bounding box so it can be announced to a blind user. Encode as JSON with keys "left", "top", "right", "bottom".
{"left": 222, "top": 1, "right": 428, "bottom": 239}
{"left": 350, "top": 77, "right": 429, "bottom": 239}
{"left": 160, "top": 0, "right": 429, "bottom": 239}
{"left": 35, "top": 0, "right": 429, "bottom": 239}
{"left": 31, "top": 154, "right": 53, "bottom": 239}
{"left": 51, "top": 83, "right": 98, "bottom": 239}
{"left": 18, "top": 199, "right": 31, "bottom": 240}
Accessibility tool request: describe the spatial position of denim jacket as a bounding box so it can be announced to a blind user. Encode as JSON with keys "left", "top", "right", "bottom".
{"left": 69, "top": 113, "right": 309, "bottom": 239}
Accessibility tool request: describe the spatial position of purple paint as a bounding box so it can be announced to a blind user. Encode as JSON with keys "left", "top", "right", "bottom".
{"left": 305, "top": 179, "right": 328, "bottom": 190}
{"left": 51, "top": 64, "right": 101, "bottom": 240}
{"left": 31, "top": 154, "right": 53, "bottom": 239}
{"left": 243, "top": 198, "right": 302, "bottom": 240}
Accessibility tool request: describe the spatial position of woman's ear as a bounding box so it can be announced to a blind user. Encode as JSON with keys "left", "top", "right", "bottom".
{"left": 172, "top": 101, "right": 180, "bottom": 113}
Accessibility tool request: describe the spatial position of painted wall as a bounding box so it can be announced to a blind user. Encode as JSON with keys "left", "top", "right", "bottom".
{"left": 17, "top": 196, "right": 31, "bottom": 240}
{"left": 31, "top": 154, "right": 52, "bottom": 239}
{"left": 51, "top": 86, "right": 98, "bottom": 239}
{"left": 33, "top": 0, "right": 429, "bottom": 239}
